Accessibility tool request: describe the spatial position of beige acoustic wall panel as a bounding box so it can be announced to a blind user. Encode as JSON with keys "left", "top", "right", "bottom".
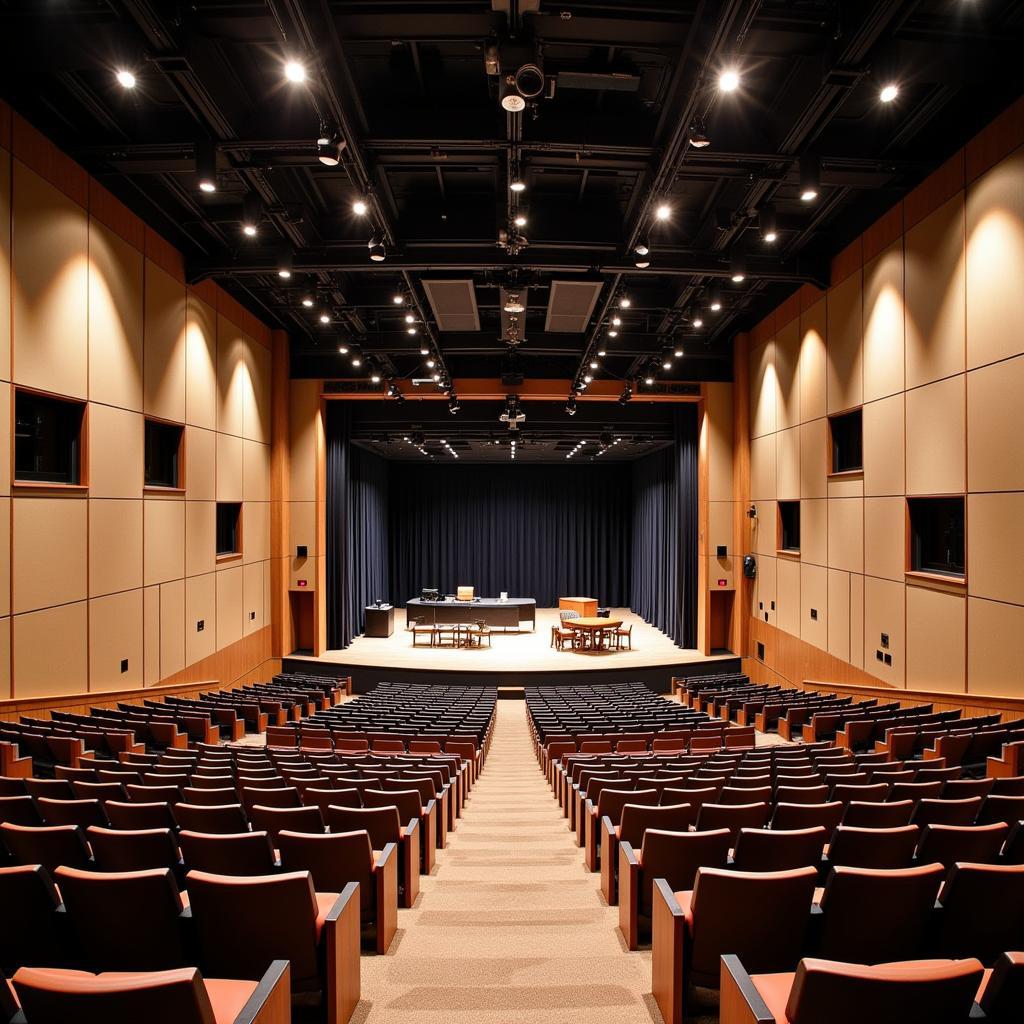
{"left": 88, "top": 219, "right": 143, "bottom": 410}
{"left": 905, "top": 193, "right": 966, "bottom": 389}
{"left": 243, "top": 561, "right": 263, "bottom": 635}
{"left": 185, "top": 501, "right": 216, "bottom": 578}
{"left": 143, "top": 585, "right": 160, "bottom": 686}
{"left": 216, "top": 316, "right": 248, "bottom": 437}
{"left": 849, "top": 572, "right": 865, "bottom": 669}
{"left": 749, "top": 340, "right": 776, "bottom": 439}
{"left": 752, "top": 554, "right": 776, "bottom": 627}
{"left": 243, "top": 439, "right": 270, "bottom": 502}
{"left": 0, "top": 148, "right": 10, "bottom": 379}
{"left": 799, "top": 299, "right": 827, "bottom": 423}
{"left": 185, "top": 426, "right": 216, "bottom": 501}
{"left": 216, "top": 564, "right": 243, "bottom": 649}
{"left": 89, "top": 404, "right": 143, "bottom": 498}
{"left": 216, "top": 431, "right": 243, "bottom": 503}
{"left": 800, "top": 563, "right": 828, "bottom": 651}
{"left": 159, "top": 578, "right": 185, "bottom": 679}
{"left": 243, "top": 500, "right": 269, "bottom": 564}
{"left": 827, "top": 568, "right": 851, "bottom": 661}
{"left": 185, "top": 296, "right": 217, "bottom": 430}
{"left": 906, "top": 585, "right": 966, "bottom": 693}
{"left": 184, "top": 573, "right": 217, "bottom": 665}
{"left": 967, "top": 355, "right": 1024, "bottom": 492}
{"left": 799, "top": 418, "right": 827, "bottom": 499}
{"left": 755, "top": 501, "right": 777, "bottom": 559}
{"left": 905, "top": 374, "right": 965, "bottom": 495}
{"left": 11, "top": 161, "right": 88, "bottom": 399}
{"left": 968, "top": 492, "right": 1024, "bottom": 605}
{"left": 244, "top": 340, "right": 271, "bottom": 445}
{"left": 826, "top": 270, "right": 863, "bottom": 415}
{"left": 708, "top": 501, "right": 733, "bottom": 556}
{"left": 0, "top": 384, "right": 10, "bottom": 494}
{"left": 776, "top": 557, "right": 801, "bottom": 636}
{"left": 89, "top": 498, "right": 143, "bottom": 598}
{"left": 862, "top": 240, "right": 905, "bottom": 403}
{"left": 89, "top": 589, "right": 143, "bottom": 691}
{"left": 775, "top": 318, "right": 800, "bottom": 430}
{"left": 13, "top": 601, "right": 88, "bottom": 697}
{"left": 863, "top": 497, "right": 905, "bottom": 582}
{"left": 863, "top": 575, "right": 905, "bottom": 685}
{"left": 0, "top": 617, "right": 9, "bottom": 699}
{"left": 967, "top": 597, "right": 1024, "bottom": 698}
{"left": 966, "top": 147, "right": 1024, "bottom": 370}
{"left": 776, "top": 427, "right": 800, "bottom": 500}
{"left": 289, "top": 500, "right": 317, "bottom": 561}
{"left": 0, "top": 498, "right": 8, "bottom": 619}
{"left": 801, "top": 498, "right": 827, "bottom": 567}
{"left": 749, "top": 433, "right": 776, "bottom": 501}
{"left": 143, "top": 498, "right": 185, "bottom": 586}
{"left": 863, "top": 394, "right": 906, "bottom": 497}
{"left": 827, "top": 498, "right": 864, "bottom": 574}
{"left": 143, "top": 260, "right": 187, "bottom": 422}
{"left": 13, "top": 496, "right": 88, "bottom": 613}
{"left": 289, "top": 381, "right": 320, "bottom": 501}
{"left": 706, "top": 383, "right": 734, "bottom": 503}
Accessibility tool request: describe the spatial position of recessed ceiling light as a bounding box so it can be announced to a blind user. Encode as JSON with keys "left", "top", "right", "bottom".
{"left": 719, "top": 68, "right": 740, "bottom": 93}
{"left": 420, "top": 346, "right": 430, "bottom": 355}
{"left": 799, "top": 154, "right": 820, "bottom": 202}
{"left": 880, "top": 83, "right": 899, "bottom": 103}
{"left": 674, "top": 348, "right": 684, "bottom": 357}
{"left": 619, "top": 298, "right": 631, "bottom": 308}
{"left": 583, "top": 374, "right": 593, "bottom": 383}
{"left": 763, "top": 230, "right": 777, "bottom": 242}
{"left": 645, "top": 376, "right": 654, "bottom": 386}
{"left": 319, "top": 314, "right": 330, "bottom": 324}
{"left": 589, "top": 361, "right": 599, "bottom": 370}
{"left": 242, "top": 224, "right": 257, "bottom": 237}
{"left": 115, "top": 69, "right": 136, "bottom": 89}
{"left": 407, "top": 327, "right": 417, "bottom": 335}
{"left": 693, "top": 317, "right": 704, "bottom": 328}
{"left": 731, "top": 272, "right": 745, "bottom": 283}
{"left": 612, "top": 316, "right": 621, "bottom": 326}
{"left": 509, "top": 178, "right": 526, "bottom": 193}
{"left": 608, "top": 330, "right": 618, "bottom": 338}
{"left": 392, "top": 294, "right": 404, "bottom": 304}
{"left": 426, "top": 359, "right": 436, "bottom": 368}
{"left": 351, "top": 357, "right": 362, "bottom": 367}
{"left": 371, "top": 373, "right": 381, "bottom": 383}
{"left": 338, "top": 345, "right": 349, "bottom": 354}
{"left": 405, "top": 313, "right": 415, "bottom": 324}
{"left": 514, "top": 215, "right": 527, "bottom": 227}
{"left": 301, "top": 297, "right": 314, "bottom": 308}
{"left": 662, "top": 360, "right": 672, "bottom": 370}
{"left": 710, "top": 298, "right": 722, "bottom": 312}
{"left": 352, "top": 199, "right": 368, "bottom": 216}
{"left": 284, "top": 60, "right": 306, "bottom": 84}
{"left": 655, "top": 203, "right": 671, "bottom": 221}
{"left": 597, "top": 349, "right": 606, "bottom": 357}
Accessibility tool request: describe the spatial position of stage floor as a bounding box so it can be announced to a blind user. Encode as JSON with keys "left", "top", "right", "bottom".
{"left": 291, "top": 607, "right": 735, "bottom": 677}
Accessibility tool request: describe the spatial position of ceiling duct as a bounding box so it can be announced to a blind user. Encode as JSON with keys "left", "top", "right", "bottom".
{"left": 500, "top": 286, "right": 528, "bottom": 346}
{"left": 421, "top": 280, "right": 481, "bottom": 332}
{"left": 544, "top": 280, "right": 604, "bottom": 333}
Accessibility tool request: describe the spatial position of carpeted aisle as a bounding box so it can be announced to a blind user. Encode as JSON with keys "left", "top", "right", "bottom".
{"left": 357, "top": 700, "right": 659, "bottom": 1024}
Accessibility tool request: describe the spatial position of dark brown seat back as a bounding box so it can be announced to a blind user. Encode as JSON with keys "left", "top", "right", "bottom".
{"left": 617, "top": 802, "right": 692, "bottom": 848}
{"left": 910, "top": 796, "right": 983, "bottom": 827}
{"left": 0, "top": 865, "right": 64, "bottom": 973}
{"left": 596, "top": 787, "right": 657, "bottom": 825}
{"left": 87, "top": 826, "right": 180, "bottom": 873}
{"left": 172, "top": 802, "right": 247, "bottom": 835}
{"left": 978, "top": 951, "right": 1024, "bottom": 1022}
{"left": 731, "top": 826, "right": 827, "bottom": 872}
{"left": 770, "top": 801, "right": 844, "bottom": 832}
{"left": 363, "top": 787, "right": 422, "bottom": 820}
{"left": 637, "top": 828, "right": 731, "bottom": 913}
{"left": 104, "top": 800, "right": 176, "bottom": 831}
{"left": 695, "top": 801, "right": 769, "bottom": 843}
{"left": 247, "top": 805, "right": 324, "bottom": 842}
{"left": 842, "top": 799, "right": 914, "bottom": 828}
{"left": 0, "top": 822, "right": 91, "bottom": 872}
{"left": 277, "top": 829, "right": 374, "bottom": 914}
{"left": 827, "top": 824, "right": 919, "bottom": 869}
{"left": 935, "top": 862, "right": 1024, "bottom": 965}
{"left": 179, "top": 830, "right": 277, "bottom": 876}
{"left": 327, "top": 804, "right": 403, "bottom": 847}
{"left": 36, "top": 797, "right": 107, "bottom": 829}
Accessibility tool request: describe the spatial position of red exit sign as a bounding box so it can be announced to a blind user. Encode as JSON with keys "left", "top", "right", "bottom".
{"left": 717, "top": 579, "right": 727, "bottom": 587}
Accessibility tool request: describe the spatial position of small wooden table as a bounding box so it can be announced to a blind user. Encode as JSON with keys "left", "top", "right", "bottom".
{"left": 568, "top": 617, "right": 622, "bottom": 652}
{"left": 559, "top": 596, "right": 598, "bottom": 618}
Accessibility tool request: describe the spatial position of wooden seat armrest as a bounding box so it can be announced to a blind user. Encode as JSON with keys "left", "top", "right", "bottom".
{"left": 235, "top": 959, "right": 291, "bottom": 1024}
{"left": 719, "top": 955, "right": 776, "bottom": 1024}
{"left": 323, "top": 881, "right": 361, "bottom": 1024}
{"left": 374, "top": 843, "right": 399, "bottom": 954}
{"left": 652, "top": 878, "right": 687, "bottom": 1024}
{"left": 618, "top": 840, "right": 641, "bottom": 950}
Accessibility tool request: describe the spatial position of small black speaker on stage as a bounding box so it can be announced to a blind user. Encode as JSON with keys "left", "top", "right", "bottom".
{"left": 742, "top": 554, "right": 757, "bottom": 579}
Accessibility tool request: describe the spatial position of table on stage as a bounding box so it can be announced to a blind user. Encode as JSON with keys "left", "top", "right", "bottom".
{"left": 568, "top": 616, "right": 623, "bottom": 652}
{"left": 405, "top": 597, "right": 536, "bottom": 631}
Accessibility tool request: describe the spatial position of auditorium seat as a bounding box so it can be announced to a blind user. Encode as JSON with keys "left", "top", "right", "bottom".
{"left": 718, "top": 953, "right": 984, "bottom": 1024}
{"left": 247, "top": 804, "right": 325, "bottom": 842}
{"left": 186, "top": 869, "right": 361, "bottom": 1024}
{"left": 53, "top": 866, "right": 191, "bottom": 971}
{"left": 933, "top": 862, "right": 1024, "bottom": 964}
{"left": 618, "top": 828, "right": 732, "bottom": 950}
{"left": 978, "top": 951, "right": 1024, "bottom": 1022}
{"left": 87, "top": 826, "right": 182, "bottom": 876}
{"left": 327, "top": 804, "right": 420, "bottom": 908}
{"left": 239, "top": 786, "right": 301, "bottom": 815}
{"left": 774, "top": 784, "right": 829, "bottom": 805}
{"left": 172, "top": 803, "right": 248, "bottom": 835}
{"left": 9, "top": 962, "right": 290, "bottom": 1024}
{"left": 36, "top": 797, "right": 108, "bottom": 829}
{"left": 695, "top": 801, "right": 769, "bottom": 843}
{"left": 651, "top": 866, "right": 818, "bottom": 1024}
{"left": 105, "top": 800, "right": 178, "bottom": 831}
{"left": 915, "top": 822, "right": 1009, "bottom": 871}
{"left": 770, "top": 801, "right": 844, "bottom": 832}
{"left": 599, "top": 802, "right": 692, "bottom": 905}
{"left": 813, "top": 863, "right": 945, "bottom": 963}
{"left": 824, "top": 825, "right": 920, "bottom": 870}
{"left": 976, "top": 794, "right": 1024, "bottom": 825}
{"left": 841, "top": 799, "right": 914, "bottom": 828}
{"left": 382, "top": 776, "right": 448, "bottom": 847}
{"left": 24, "top": 780, "right": 73, "bottom": 801}
{"left": 942, "top": 778, "right": 994, "bottom": 801}
{"left": 731, "top": 826, "right": 828, "bottom": 872}
{"left": 0, "top": 776, "right": 28, "bottom": 797}
{"left": 277, "top": 829, "right": 398, "bottom": 954}
{"left": 0, "top": 795, "right": 44, "bottom": 827}
{"left": 0, "top": 823, "right": 92, "bottom": 872}
{"left": 911, "top": 796, "right": 983, "bottom": 827}
{"left": 0, "top": 865, "right": 67, "bottom": 974}
{"left": 584, "top": 787, "right": 657, "bottom": 872}
{"left": 178, "top": 831, "right": 278, "bottom": 876}
{"left": 363, "top": 788, "right": 436, "bottom": 873}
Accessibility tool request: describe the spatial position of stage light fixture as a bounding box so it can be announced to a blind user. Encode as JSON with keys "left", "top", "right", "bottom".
{"left": 880, "top": 83, "right": 899, "bottom": 103}
{"left": 351, "top": 356, "right": 362, "bottom": 367}
{"left": 608, "top": 329, "right": 618, "bottom": 338}
{"left": 448, "top": 396, "right": 460, "bottom": 414}
{"left": 403, "top": 314, "right": 415, "bottom": 326}
{"left": 513, "top": 214, "right": 527, "bottom": 227}
{"left": 319, "top": 313, "right": 330, "bottom": 324}
{"left": 352, "top": 198, "right": 369, "bottom": 216}
{"left": 419, "top": 345, "right": 430, "bottom": 355}
{"left": 719, "top": 67, "right": 740, "bottom": 92}
{"left": 509, "top": 176, "right": 526, "bottom": 193}
{"left": 597, "top": 349, "right": 606, "bottom": 357}
{"left": 635, "top": 257, "right": 651, "bottom": 269}
{"left": 284, "top": 60, "right": 306, "bottom": 84}
{"left": 799, "top": 154, "right": 820, "bottom": 202}
{"left": 407, "top": 327, "right": 417, "bottom": 335}
{"left": 195, "top": 139, "right": 217, "bottom": 193}
{"left": 674, "top": 347, "right": 684, "bottom": 357}
{"left": 634, "top": 238, "right": 650, "bottom": 256}
{"left": 565, "top": 396, "right": 577, "bottom": 415}
{"left": 655, "top": 203, "right": 671, "bottom": 222}
{"left": 730, "top": 251, "right": 746, "bottom": 283}
{"left": 693, "top": 316, "right": 704, "bottom": 328}
{"left": 338, "top": 344, "right": 349, "bottom": 354}
{"left": 368, "top": 237, "right": 387, "bottom": 262}
{"left": 688, "top": 117, "right": 710, "bottom": 148}
{"left": 301, "top": 296, "right": 314, "bottom": 308}
{"left": 503, "top": 293, "right": 525, "bottom": 313}
{"left": 426, "top": 359, "right": 436, "bottom": 368}
{"left": 589, "top": 360, "right": 599, "bottom": 370}
{"left": 644, "top": 375, "right": 654, "bottom": 386}
{"left": 371, "top": 372, "right": 382, "bottom": 384}
{"left": 392, "top": 293, "right": 405, "bottom": 305}
{"left": 433, "top": 373, "right": 441, "bottom": 382}
{"left": 709, "top": 289, "right": 722, "bottom": 312}
{"left": 612, "top": 316, "right": 622, "bottom": 326}
{"left": 619, "top": 385, "right": 632, "bottom": 405}
{"left": 115, "top": 69, "right": 136, "bottom": 89}
{"left": 760, "top": 203, "right": 778, "bottom": 243}
{"left": 277, "top": 248, "right": 293, "bottom": 279}
{"left": 583, "top": 374, "right": 593, "bottom": 383}
{"left": 619, "top": 297, "right": 631, "bottom": 308}
{"left": 662, "top": 360, "right": 672, "bottom": 370}
{"left": 316, "top": 125, "right": 346, "bottom": 166}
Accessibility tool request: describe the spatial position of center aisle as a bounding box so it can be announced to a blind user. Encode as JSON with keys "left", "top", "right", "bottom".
{"left": 358, "top": 700, "right": 659, "bottom": 1023}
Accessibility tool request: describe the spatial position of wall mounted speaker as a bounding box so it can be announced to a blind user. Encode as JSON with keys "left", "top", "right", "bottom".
{"left": 742, "top": 554, "right": 757, "bottom": 579}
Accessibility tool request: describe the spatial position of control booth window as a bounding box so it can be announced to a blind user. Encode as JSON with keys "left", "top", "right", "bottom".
{"left": 216, "top": 502, "right": 242, "bottom": 559}
{"left": 14, "top": 389, "right": 86, "bottom": 486}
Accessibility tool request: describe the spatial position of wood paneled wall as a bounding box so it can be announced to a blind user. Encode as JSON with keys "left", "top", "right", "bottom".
{"left": 0, "top": 102, "right": 280, "bottom": 702}
{"left": 738, "top": 95, "right": 1024, "bottom": 703}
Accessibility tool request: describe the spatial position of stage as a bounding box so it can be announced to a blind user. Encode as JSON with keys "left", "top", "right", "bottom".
{"left": 284, "top": 607, "right": 739, "bottom": 692}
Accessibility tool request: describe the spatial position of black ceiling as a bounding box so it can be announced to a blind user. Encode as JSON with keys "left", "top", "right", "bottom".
{"left": 1, "top": 0, "right": 1021, "bottom": 399}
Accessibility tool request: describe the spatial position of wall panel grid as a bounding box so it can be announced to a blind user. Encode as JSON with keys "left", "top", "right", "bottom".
{"left": 0, "top": 147, "right": 274, "bottom": 699}
{"left": 743, "top": 139, "right": 1024, "bottom": 699}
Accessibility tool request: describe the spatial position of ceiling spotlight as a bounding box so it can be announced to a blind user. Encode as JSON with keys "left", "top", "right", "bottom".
{"left": 688, "top": 118, "right": 710, "bottom": 148}
{"left": 709, "top": 289, "right": 722, "bottom": 312}
{"left": 407, "top": 327, "right": 417, "bottom": 335}
{"left": 509, "top": 177, "right": 526, "bottom": 193}
{"left": 760, "top": 203, "right": 778, "bottom": 243}
{"left": 693, "top": 317, "right": 704, "bottom": 328}
{"left": 719, "top": 67, "right": 740, "bottom": 93}
{"left": 240, "top": 192, "right": 261, "bottom": 239}
{"left": 433, "top": 373, "right": 441, "bottom": 382}
{"left": 195, "top": 139, "right": 217, "bottom": 193}
{"left": 634, "top": 238, "right": 651, "bottom": 256}
{"left": 351, "top": 356, "right": 362, "bottom": 367}
{"left": 655, "top": 203, "right": 671, "bottom": 222}
{"left": 420, "top": 346, "right": 430, "bottom": 355}
{"left": 371, "top": 373, "right": 382, "bottom": 384}
{"left": 115, "top": 69, "right": 136, "bottom": 89}
{"left": 513, "top": 215, "right": 527, "bottom": 227}
{"left": 799, "top": 153, "right": 820, "bottom": 202}
{"left": 301, "top": 296, "right": 314, "bottom": 308}
{"left": 503, "top": 293, "right": 525, "bottom": 314}
{"left": 277, "top": 248, "right": 293, "bottom": 279}
{"left": 730, "top": 251, "right": 746, "bottom": 283}
{"left": 500, "top": 78, "right": 527, "bottom": 112}
{"left": 284, "top": 60, "right": 306, "bottom": 84}
{"left": 583, "top": 374, "right": 593, "bottom": 384}
{"left": 316, "top": 124, "right": 346, "bottom": 166}
{"left": 368, "top": 236, "right": 387, "bottom": 262}
{"left": 392, "top": 293, "right": 404, "bottom": 305}
{"left": 662, "top": 360, "right": 672, "bottom": 370}
{"left": 589, "top": 360, "right": 599, "bottom": 370}
{"left": 612, "top": 316, "right": 621, "bottom": 326}
{"left": 608, "top": 330, "right": 618, "bottom": 338}
{"left": 426, "top": 359, "right": 436, "bottom": 368}
{"left": 879, "top": 83, "right": 899, "bottom": 104}
{"left": 338, "top": 345, "right": 349, "bottom": 354}
{"left": 319, "top": 313, "right": 330, "bottom": 325}
{"left": 619, "top": 297, "right": 631, "bottom": 308}
{"left": 352, "top": 198, "right": 369, "bottom": 216}
{"left": 674, "top": 348, "right": 684, "bottom": 357}
{"left": 619, "top": 385, "right": 632, "bottom": 405}
{"left": 635, "top": 256, "right": 651, "bottom": 269}
{"left": 644, "top": 375, "right": 654, "bottom": 386}
{"left": 597, "top": 349, "right": 606, "bottom": 357}
{"left": 242, "top": 224, "right": 257, "bottom": 237}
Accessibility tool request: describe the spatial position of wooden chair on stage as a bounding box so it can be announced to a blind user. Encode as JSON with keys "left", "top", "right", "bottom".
{"left": 467, "top": 620, "right": 492, "bottom": 648}
{"left": 409, "top": 617, "right": 436, "bottom": 647}
{"left": 552, "top": 611, "right": 579, "bottom": 651}
{"left": 612, "top": 623, "right": 633, "bottom": 650}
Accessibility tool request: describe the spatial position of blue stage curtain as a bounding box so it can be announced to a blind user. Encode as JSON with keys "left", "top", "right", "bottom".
{"left": 629, "top": 405, "right": 698, "bottom": 647}
{"left": 387, "top": 462, "right": 632, "bottom": 608}
{"left": 326, "top": 404, "right": 390, "bottom": 649}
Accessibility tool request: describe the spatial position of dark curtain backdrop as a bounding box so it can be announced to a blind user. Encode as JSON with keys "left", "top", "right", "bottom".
{"left": 387, "top": 463, "right": 632, "bottom": 607}
{"left": 325, "top": 404, "right": 390, "bottom": 649}
{"left": 629, "top": 405, "right": 698, "bottom": 648}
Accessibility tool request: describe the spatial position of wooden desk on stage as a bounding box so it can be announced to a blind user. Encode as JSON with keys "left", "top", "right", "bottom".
{"left": 559, "top": 596, "right": 598, "bottom": 618}
{"left": 406, "top": 597, "right": 536, "bottom": 631}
